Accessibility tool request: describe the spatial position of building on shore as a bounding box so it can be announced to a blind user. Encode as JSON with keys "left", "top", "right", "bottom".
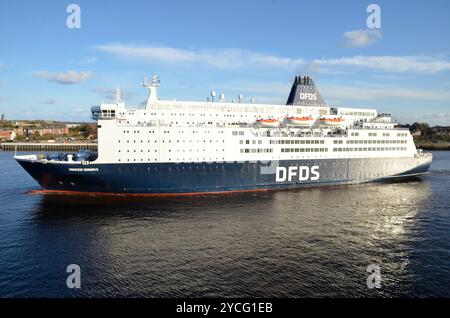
{"left": 23, "top": 126, "right": 69, "bottom": 137}
{"left": 0, "top": 130, "right": 17, "bottom": 141}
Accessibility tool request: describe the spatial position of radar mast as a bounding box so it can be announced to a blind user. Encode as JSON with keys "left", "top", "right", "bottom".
{"left": 143, "top": 74, "right": 160, "bottom": 109}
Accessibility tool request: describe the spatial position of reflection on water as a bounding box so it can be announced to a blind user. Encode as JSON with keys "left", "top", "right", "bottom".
{"left": 28, "top": 179, "right": 431, "bottom": 297}
{"left": 1, "top": 151, "right": 450, "bottom": 297}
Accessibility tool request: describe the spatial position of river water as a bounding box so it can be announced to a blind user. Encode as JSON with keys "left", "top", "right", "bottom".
{"left": 0, "top": 151, "right": 449, "bottom": 297}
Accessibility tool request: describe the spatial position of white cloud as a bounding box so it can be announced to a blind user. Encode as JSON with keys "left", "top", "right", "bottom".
{"left": 426, "top": 112, "right": 450, "bottom": 125}
{"left": 321, "top": 84, "right": 450, "bottom": 102}
{"left": 93, "top": 87, "right": 135, "bottom": 101}
{"left": 310, "top": 55, "right": 450, "bottom": 74}
{"left": 433, "top": 112, "right": 450, "bottom": 119}
{"left": 217, "top": 79, "right": 450, "bottom": 102}
{"left": 202, "top": 79, "right": 450, "bottom": 108}
{"left": 95, "top": 44, "right": 304, "bottom": 69}
{"left": 33, "top": 70, "right": 93, "bottom": 84}
{"left": 95, "top": 44, "right": 450, "bottom": 75}
{"left": 397, "top": 112, "right": 450, "bottom": 126}
{"left": 96, "top": 45, "right": 195, "bottom": 62}
{"left": 341, "top": 29, "right": 382, "bottom": 48}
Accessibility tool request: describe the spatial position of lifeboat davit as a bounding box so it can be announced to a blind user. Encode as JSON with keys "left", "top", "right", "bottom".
{"left": 256, "top": 118, "right": 279, "bottom": 128}
{"left": 318, "top": 117, "right": 345, "bottom": 126}
{"left": 285, "top": 116, "right": 315, "bottom": 127}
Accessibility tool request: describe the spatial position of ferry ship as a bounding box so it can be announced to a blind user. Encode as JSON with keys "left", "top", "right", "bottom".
{"left": 15, "top": 75, "right": 432, "bottom": 195}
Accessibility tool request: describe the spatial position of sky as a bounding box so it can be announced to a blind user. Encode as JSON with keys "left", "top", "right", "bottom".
{"left": 0, "top": 0, "right": 449, "bottom": 125}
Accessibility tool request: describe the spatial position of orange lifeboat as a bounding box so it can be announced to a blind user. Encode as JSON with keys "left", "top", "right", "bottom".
{"left": 318, "top": 117, "right": 345, "bottom": 126}
{"left": 285, "top": 116, "right": 315, "bottom": 127}
{"left": 256, "top": 118, "right": 279, "bottom": 128}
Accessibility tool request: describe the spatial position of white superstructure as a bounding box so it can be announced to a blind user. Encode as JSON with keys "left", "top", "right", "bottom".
{"left": 91, "top": 75, "right": 416, "bottom": 165}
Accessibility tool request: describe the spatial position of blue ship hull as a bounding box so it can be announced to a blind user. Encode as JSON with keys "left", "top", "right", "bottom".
{"left": 16, "top": 156, "right": 432, "bottom": 195}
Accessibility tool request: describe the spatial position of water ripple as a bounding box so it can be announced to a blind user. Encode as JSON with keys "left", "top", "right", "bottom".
{"left": 1, "top": 151, "right": 450, "bottom": 297}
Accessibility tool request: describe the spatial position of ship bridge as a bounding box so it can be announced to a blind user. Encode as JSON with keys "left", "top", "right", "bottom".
{"left": 91, "top": 87, "right": 126, "bottom": 120}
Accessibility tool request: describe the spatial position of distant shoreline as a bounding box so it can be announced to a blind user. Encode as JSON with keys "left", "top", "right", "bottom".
{"left": 415, "top": 142, "right": 450, "bottom": 151}
{"left": 0, "top": 142, "right": 97, "bottom": 152}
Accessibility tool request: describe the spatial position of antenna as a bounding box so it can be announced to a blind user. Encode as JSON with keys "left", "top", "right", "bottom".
{"left": 251, "top": 98, "right": 255, "bottom": 103}
{"left": 219, "top": 93, "right": 225, "bottom": 102}
{"left": 151, "top": 74, "right": 160, "bottom": 86}
{"left": 238, "top": 94, "right": 243, "bottom": 103}
{"left": 211, "top": 90, "right": 216, "bottom": 102}
{"left": 142, "top": 75, "right": 148, "bottom": 87}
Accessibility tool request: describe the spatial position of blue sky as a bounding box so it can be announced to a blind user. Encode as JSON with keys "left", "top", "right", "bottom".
{"left": 1, "top": 0, "right": 450, "bottom": 124}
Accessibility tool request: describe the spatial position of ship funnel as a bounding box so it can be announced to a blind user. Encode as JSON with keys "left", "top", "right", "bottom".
{"left": 285, "top": 75, "right": 326, "bottom": 107}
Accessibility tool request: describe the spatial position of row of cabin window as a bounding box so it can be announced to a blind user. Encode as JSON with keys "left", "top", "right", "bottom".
{"left": 281, "top": 148, "right": 328, "bottom": 153}
{"left": 347, "top": 139, "right": 407, "bottom": 144}
{"left": 240, "top": 140, "right": 263, "bottom": 145}
{"left": 139, "top": 112, "right": 281, "bottom": 118}
{"left": 339, "top": 111, "right": 375, "bottom": 116}
{"left": 126, "top": 105, "right": 326, "bottom": 117}
{"left": 118, "top": 149, "right": 225, "bottom": 153}
{"left": 118, "top": 158, "right": 157, "bottom": 162}
{"left": 119, "top": 149, "right": 156, "bottom": 153}
{"left": 121, "top": 130, "right": 224, "bottom": 134}
{"left": 117, "top": 157, "right": 226, "bottom": 162}
{"left": 270, "top": 139, "right": 325, "bottom": 145}
{"left": 334, "top": 139, "right": 407, "bottom": 144}
{"left": 240, "top": 148, "right": 273, "bottom": 153}
{"left": 351, "top": 132, "right": 392, "bottom": 137}
{"left": 169, "top": 149, "right": 225, "bottom": 153}
{"left": 118, "top": 140, "right": 225, "bottom": 143}
{"left": 367, "top": 132, "right": 404, "bottom": 137}
{"left": 128, "top": 112, "right": 277, "bottom": 119}
{"left": 333, "top": 147, "right": 407, "bottom": 152}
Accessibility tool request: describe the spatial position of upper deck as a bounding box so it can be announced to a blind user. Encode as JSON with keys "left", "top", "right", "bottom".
{"left": 90, "top": 74, "right": 398, "bottom": 133}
